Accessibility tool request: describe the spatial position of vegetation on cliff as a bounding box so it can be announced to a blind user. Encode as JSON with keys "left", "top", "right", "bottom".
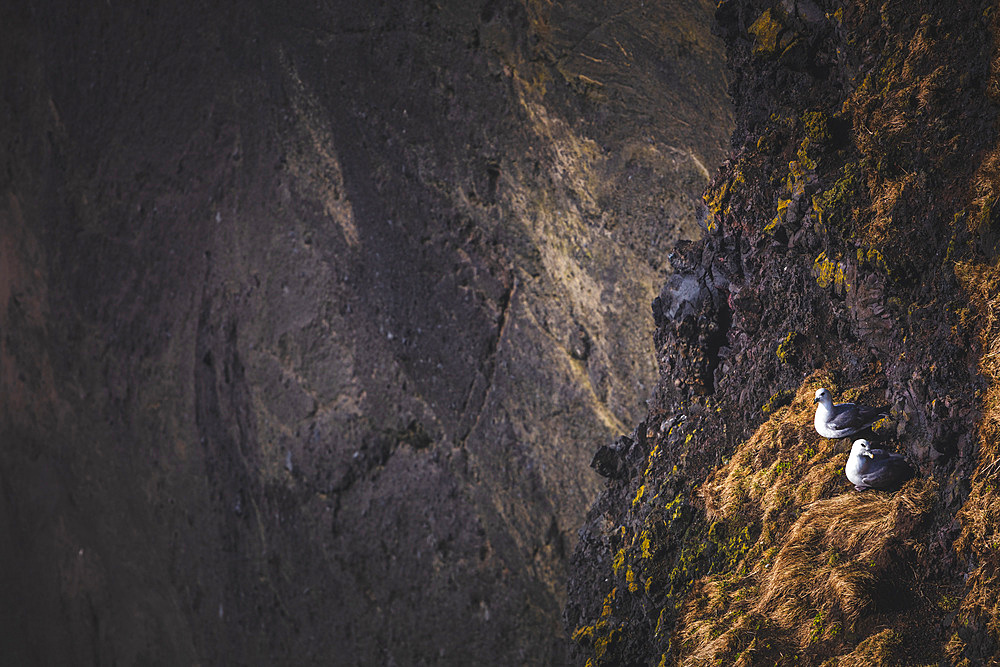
{"left": 567, "top": 0, "right": 1000, "bottom": 663}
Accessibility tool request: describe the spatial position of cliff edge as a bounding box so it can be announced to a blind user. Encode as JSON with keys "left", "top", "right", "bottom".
{"left": 567, "top": 0, "right": 1000, "bottom": 664}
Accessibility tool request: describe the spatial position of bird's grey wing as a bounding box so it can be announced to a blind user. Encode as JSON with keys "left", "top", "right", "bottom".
{"left": 829, "top": 403, "right": 887, "bottom": 429}
{"left": 827, "top": 404, "right": 862, "bottom": 428}
{"left": 860, "top": 460, "right": 911, "bottom": 488}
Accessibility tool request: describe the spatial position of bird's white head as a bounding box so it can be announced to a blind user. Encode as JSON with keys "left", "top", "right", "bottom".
{"left": 851, "top": 438, "right": 871, "bottom": 457}
{"left": 814, "top": 387, "right": 833, "bottom": 407}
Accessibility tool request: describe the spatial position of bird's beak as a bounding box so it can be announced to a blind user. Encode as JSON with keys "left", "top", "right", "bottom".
{"left": 813, "top": 397, "right": 819, "bottom": 404}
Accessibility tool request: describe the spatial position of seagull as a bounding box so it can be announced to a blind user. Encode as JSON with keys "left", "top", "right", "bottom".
{"left": 813, "top": 387, "right": 890, "bottom": 439}
{"left": 845, "top": 439, "right": 913, "bottom": 491}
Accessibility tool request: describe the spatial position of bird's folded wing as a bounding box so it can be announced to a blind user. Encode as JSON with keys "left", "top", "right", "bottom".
{"left": 828, "top": 405, "right": 860, "bottom": 428}
{"left": 860, "top": 462, "right": 908, "bottom": 487}
{"left": 828, "top": 404, "right": 886, "bottom": 429}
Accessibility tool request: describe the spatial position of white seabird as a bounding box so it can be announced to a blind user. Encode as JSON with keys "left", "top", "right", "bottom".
{"left": 845, "top": 439, "right": 912, "bottom": 491}
{"left": 813, "top": 387, "right": 889, "bottom": 439}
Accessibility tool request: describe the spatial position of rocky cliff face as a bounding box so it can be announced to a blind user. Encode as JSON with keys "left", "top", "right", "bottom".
{"left": 567, "top": 0, "right": 1000, "bottom": 664}
{"left": 0, "top": 0, "right": 729, "bottom": 664}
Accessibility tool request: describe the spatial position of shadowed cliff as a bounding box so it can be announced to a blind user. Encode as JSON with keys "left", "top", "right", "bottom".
{"left": 0, "top": 0, "right": 730, "bottom": 663}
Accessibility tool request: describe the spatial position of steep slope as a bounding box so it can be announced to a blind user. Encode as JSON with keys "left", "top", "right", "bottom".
{"left": 0, "top": 0, "right": 729, "bottom": 664}
{"left": 567, "top": 0, "right": 1000, "bottom": 664}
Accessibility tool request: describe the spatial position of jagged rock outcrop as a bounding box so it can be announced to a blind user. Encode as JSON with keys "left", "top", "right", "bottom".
{"left": 567, "top": 0, "right": 1000, "bottom": 664}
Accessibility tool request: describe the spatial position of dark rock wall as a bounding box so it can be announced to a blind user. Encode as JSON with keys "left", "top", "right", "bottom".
{"left": 0, "top": 0, "right": 729, "bottom": 664}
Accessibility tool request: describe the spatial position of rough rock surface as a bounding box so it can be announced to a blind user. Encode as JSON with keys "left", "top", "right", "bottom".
{"left": 0, "top": 0, "right": 730, "bottom": 664}
{"left": 567, "top": 0, "right": 1000, "bottom": 664}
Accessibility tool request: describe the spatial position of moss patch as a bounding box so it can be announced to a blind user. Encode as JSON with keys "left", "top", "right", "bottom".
{"left": 775, "top": 332, "right": 802, "bottom": 364}
{"left": 812, "top": 252, "right": 850, "bottom": 294}
{"left": 748, "top": 9, "right": 787, "bottom": 57}
{"left": 803, "top": 110, "right": 832, "bottom": 145}
{"left": 762, "top": 388, "right": 796, "bottom": 415}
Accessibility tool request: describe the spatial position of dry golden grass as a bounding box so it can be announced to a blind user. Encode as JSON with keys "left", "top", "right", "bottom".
{"left": 702, "top": 373, "right": 840, "bottom": 524}
{"left": 843, "top": 13, "right": 948, "bottom": 250}
{"left": 861, "top": 173, "right": 915, "bottom": 250}
{"left": 953, "top": 257, "right": 1000, "bottom": 643}
{"left": 826, "top": 628, "right": 903, "bottom": 666}
{"left": 763, "top": 482, "right": 934, "bottom": 633}
{"left": 936, "top": 5, "right": 1000, "bottom": 658}
{"left": 970, "top": 147, "right": 1000, "bottom": 233}
{"left": 965, "top": 7, "right": 1000, "bottom": 235}
{"left": 945, "top": 631, "right": 968, "bottom": 665}
{"left": 679, "top": 483, "right": 935, "bottom": 665}
{"left": 676, "top": 374, "right": 936, "bottom": 665}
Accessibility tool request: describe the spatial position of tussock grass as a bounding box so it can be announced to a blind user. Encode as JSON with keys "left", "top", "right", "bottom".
{"left": 825, "top": 628, "right": 903, "bottom": 667}
{"left": 843, "top": 11, "right": 953, "bottom": 253}
{"left": 970, "top": 148, "right": 1000, "bottom": 232}
{"left": 954, "top": 258, "right": 1000, "bottom": 642}
{"left": 702, "top": 374, "right": 843, "bottom": 527}
{"left": 760, "top": 485, "right": 933, "bottom": 633}
{"left": 947, "top": 4, "right": 1000, "bottom": 655}
{"left": 676, "top": 375, "right": 936, "bottom": 665}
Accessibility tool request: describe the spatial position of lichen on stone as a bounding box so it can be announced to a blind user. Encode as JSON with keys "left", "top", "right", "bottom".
{"left": 775, "top": 332, "right": 801, "bottom": 364}
{"left": 748, "top": 9, "right": 787, "bottom": 57}
{"left": 812, "top": 251, "right": 850, "bottom": 294}
{"left": 762, "top": 388, "right": 796, "bottom": 414}
{"left": 802, "top": 110, "right": 832, "bottom": 145}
